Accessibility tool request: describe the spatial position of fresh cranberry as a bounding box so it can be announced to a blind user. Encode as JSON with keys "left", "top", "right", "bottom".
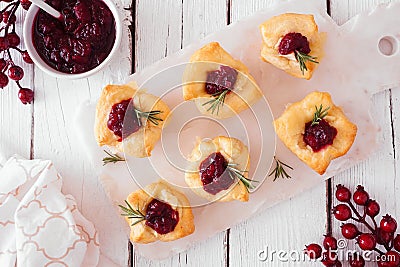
{"left": 6, "top": 33, "right": 20, "bottom": 47}
{"left": 376, "top": 227, "right": 394, "bottom": 245}
{"left": 304, "top": 243, "right": 322, "bottom": 259}
{"left": 199, "top": 152, "right": 234, "bottom": 195}
{"left": 333, "top": 204, "right": 352, "bottom": 221}
{"left": 0, "top": 72, "right": 9, "bottom": 88}
{"left": 366, "top": 199, "right": 380, "bottom": 217}
{"left": 380, "top": 251, "right": 400, "bottom": 267}
{"left": 349, "top": 254, "right": 365, "bottom": 267}
{"left": 353, "top": 185, "right": 369, "bottom": 206}
{"left": 2, "top": 11, "right": 16, "bottom": 23}
{"left": 278, "top": 32, "right": 311, "bottom": 55}
{"left": 357, "top": 233, "right": 376, "bottom": 251}
{"left": 394, "top": 234, "right": 400, "bottom": 252}
{"left": 341, "top": 223, "right": 359, "bottom": 239}
{"left": 107, "top": 99, "right": 141, "bottom": 141}
{"left": 380, "top": 214, "right": 398, "bottom": 233}
{"left": 303, "top": 119, "right": 337, "bottom": 152}
{"left": 336, "top": 184, "right": 351, "bottom": 202}
{"left": 0, "top": 37, "right": 9, "bottom": 51}
{"left": 8, "top": 66, "right": 24, "bottom": 81}
{"left": 0, "top": 59, "right": 7, "bottom": 70}
{"left": 20, "top": 0, "right": 32, "bottom": 10}
{"left": 145, "top": 199, "right": 179, "bottom": 235}
{"left": 205, "top": 65, "right": 238, "bottom": 95}
{"left": 18, "top": 88, "right": 34, "bottom": 104}
{"left": 22, "top": 52, "right": 34, "bottom": 64}
{"left": 321, "top": 251, "right": 337, "bottom": 266}
{"left": 323, "top": 235, "right": 338, "bottom": 250}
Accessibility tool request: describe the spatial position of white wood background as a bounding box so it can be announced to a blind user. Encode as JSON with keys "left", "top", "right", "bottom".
{"left": 0, "top": 0, "right": 399, "bottom": 266}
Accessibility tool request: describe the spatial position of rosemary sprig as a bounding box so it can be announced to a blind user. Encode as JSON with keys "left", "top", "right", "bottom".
{"left": 226, "top": 163, "right": 258, "bottom": 192}
{"left": 294, "top": 50, "right": 319, "bottom": 75}
{"left": 118, "top": 200, "right": 146, "bottom": 226}
{"left": 311, "top": 105, "right": 330, "bottom": 126}
{"left": 102, "top": 150, "right": 126, "bottom": 166}
{"left": 202, "top": 89, "right": 229, "bottom": 115}
{"left": 135, "top": 109, "right": 163, "bottom": 127}
{"left": 268, "top": 156, "right": 293, "bottom": 181}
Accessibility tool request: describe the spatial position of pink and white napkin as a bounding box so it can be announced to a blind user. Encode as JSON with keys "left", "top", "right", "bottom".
{"left": 0, "top": 156, "right": 99, "bottom": 266}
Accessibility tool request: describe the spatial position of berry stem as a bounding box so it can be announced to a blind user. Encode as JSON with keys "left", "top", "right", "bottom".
{"left": 348, "top": 202, "right": 376, "bottom": 233}
{"left": 374, "top": 247, "right": 385, "bottom": 256}
{"left": 4, "top": 2, "right": 19, "bottom": 33}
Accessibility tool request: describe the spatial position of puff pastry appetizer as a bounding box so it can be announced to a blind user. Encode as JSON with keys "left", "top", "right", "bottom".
{"left": 119, "top": 181, "right": 195, "bottom": 244}
{"left": 185, "top": 136, "right": 253, "bottom": 202}
{"left": 274, "top": 92, "right": 357, "bottom": 174}
{"left": 183, "top": 42, "right": 262, "bottom": 119}
{"left": 94, "top": 81, "right": 170, "bottom": 157}
{"left": 259, "top": 13, "right": 325, "bottom": 80}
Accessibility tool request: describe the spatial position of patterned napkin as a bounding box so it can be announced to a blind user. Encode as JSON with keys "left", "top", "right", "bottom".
{"left": 0, "top": 156, "right": 99, "bottom": 266}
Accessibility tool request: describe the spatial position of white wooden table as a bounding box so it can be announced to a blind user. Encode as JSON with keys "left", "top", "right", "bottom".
{"left": 1, "top": 0, "right": 399, "bottom": 266}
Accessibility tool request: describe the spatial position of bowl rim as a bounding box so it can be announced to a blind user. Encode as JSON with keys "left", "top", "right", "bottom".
{"left": 23, "top": 0, "right": 122, "bottom": 80}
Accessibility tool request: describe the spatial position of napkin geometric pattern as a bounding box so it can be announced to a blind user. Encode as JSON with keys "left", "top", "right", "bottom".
{"left": 0, "top": 156, "right": 99, "bottom": 267}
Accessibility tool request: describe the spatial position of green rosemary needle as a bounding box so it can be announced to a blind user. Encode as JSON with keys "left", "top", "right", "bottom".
{"left": 294, "top": 50, "right": 319, "bottom": 75}
{"left": 135, "top": 109, "right": 163, "bottom": 127}
{"left": 226, "top": 163, "right": 258, "bottom": 192}
{"left": 311, "top": 105, "right": 330, "bottom": 126}
{"left": 202, "top": 89, "right": 229, "bottom": 115}
{"left": 269, "top": 156, "right": 293, "bottom": 181}
{"left": 118, "top": 200, "right": 146, "bottom": 226}
{"left": 102, "top": 150, "right": 126, "bottom": 166}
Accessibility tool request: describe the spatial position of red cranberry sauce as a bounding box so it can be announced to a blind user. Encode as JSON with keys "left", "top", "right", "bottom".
{"left": 303, "top": 119, "right": 338, "bottom": 152}
{"left": 33, "top": 0, "right": 116, "bottom": 74}
{"left": 205, "top": 65, "right": 238, "bottom": 95}
{"left": 199, "top": 152, "right": 234, "bottom": 195}
{"left": 145, "top": 199, "right": 179, "bottom": 235}
{"left": 107, "top": 99, "right": 140, "bottom": 141}
{"left": 278, "top": 32, "right": 311, "bottom": 55}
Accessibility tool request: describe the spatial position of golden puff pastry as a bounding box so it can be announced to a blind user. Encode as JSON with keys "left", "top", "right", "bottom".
{"left": 274, "top": 92, "right": 357, "bottom": 175}
{"left": 183, "top": 42, "right": 262, "bottom": 119}
{"left": 259, "top": 13, "right": 326, "bottom": 80}
{"left": 185, "top": 136, "right": 251, "bottom": 202}
{"left": 122, "top": 180, "right": 195, "bottom": 244}
{"left": 94, "top": 81, "right": 170, "bottom": 158}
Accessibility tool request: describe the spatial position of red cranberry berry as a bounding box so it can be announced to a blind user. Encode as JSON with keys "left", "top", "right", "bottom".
{"left": 323, "top": 235, "right": 338, "bottom": 250}
{"left": 0, "top": 58, "right": 7, "bottom": 71}
{"left": 145, "top": 199, "right": 179, "bottom": 235}
{"left": 366, "top": 199, "right": 380, "bottom": 217}
{"left": 205, "top": 65, "right": 238, "bottom": 95}
{"left": 2, "top": 11, "right": 16, "bottom": 23}
{"left": 341, "top": 223, "right": 360, "bottom": 239}
{"left": 303, "top": 119, "right": 337, "bottom": 152}
{"left": 22, "top": 51, "right": 34, "bottom": 64}
{"left": 8, "top": 66, "right": 24, "bottom": 81}
{"left": 199, "top": 152, "right": 234, "bottom": 195}
{"left": 353, "top": 185, "right": 369, "bottom": 206}
{"left": 357, "top": 233, "right": 376, "bottom": 251}
{"left": 304, "top": 243, "right": 322, "bottom": 259}
{"left": 6, "top": 33, "right": 20, "bottom": 47}
{"left": 321, "top": 251, "right": 337, "bottom": 267}
{"left": 278, "top": 32, "right": 311, "bottom": 55}
{"left": 349, "top": 254, "right": 365, "bottom": 267}
{"left": 380, "top": 251, "right": 400, "bottom": 267}
{"left": 0, "top": 72, "right": 9, "bottom": 88}
{"left": 376, "top": 227, "right": 394, "bottom": 245}
{"left": 336, "top": 184, "right": 351, "bottom": 202}
{"left": 380, "top": 214, "right": 398, "bottom": 233}
{"left": 394, "top": 234, "right": 400, "bottom": 252}
{"left": 18, "top": 88, "right": 34, "bottom": 104}
{"left": 0, "top": 37, "right": 9, "bottom": 51}
{"left": 20, "top": 0, "right": 32, "bottom": 10}
{"left": 107, "top": 99, "right": 141, "bottom": 140}
{"left": 333, "top": 204, "right": 352, "bottom": 221}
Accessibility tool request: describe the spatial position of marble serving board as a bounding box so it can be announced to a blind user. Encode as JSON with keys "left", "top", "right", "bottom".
{"left": 75, "top": 0, "right": 400, "bottom": 259}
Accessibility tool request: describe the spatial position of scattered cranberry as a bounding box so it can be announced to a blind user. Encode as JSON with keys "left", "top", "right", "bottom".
{"left": 321, "top": 251, "right": 337, "bottom": 267}
{"left": 341, "top": 223, "right": 360, "bottom": 239}
{"left": 22, "top": 51, "right": 34, "bottom": 64}
{"left": 145, "top": 199, "right": 179, "bottom": 235}
{"left": 20, "top": 0, "right": 32, "bottom": 10}
{"left": 278, "top": 32, "right": 311, "bottom": 55}
{"left": 205, "top": 65, "right": 238, "bottom": 95}
{"left": 0, "top": 37, "right": 9, "bottom": 50}
{"left": 366, "top": 199, "right": 380, "bottom": 217}
{"left": 377, "top": 227, "right": 394, "bottom": 245}
{"left": 18, "top": 88, "right": 34, "bottom": 104}
{"left": 349, "top": 254, "right": 365, "bottom": 267}
{"left": 303, "top": 119, "right": 338, "bottom": 152}
{"left": 6, "top": 33, "right": 20, "bottom": 47}
{"left": 304, "top": 243, "right": 322, "bottom": 259}
{"left": 394, "top": 234, "right": 400, "bottom": 252}
{"left": 380, "top": 251, "right": 400, "bottom": 267}
{"left": 8, "top": 66, "right": 24, "bottom": 81}
{"left": 336, "top": 184, "right": 351, "bottom": 202}
{"left": 0, "top": 58, "right": 7, "bottom": 70}
{"left": 357, "top": 233, "right": 376, "bottom": 251}
{"left": 0, "top": 73, "right": 9, "bottom": 88}
{"left": 333, "top": 204, "right": 352, "bottom": 221}
{"left": 353, "top": 185, "right": 369, "bottom": 206}
{"left": 381, "top": 215, "right": 398, "bottom": 234}
{"left": 323, "top": 235, "right": 338, "bottom": 250}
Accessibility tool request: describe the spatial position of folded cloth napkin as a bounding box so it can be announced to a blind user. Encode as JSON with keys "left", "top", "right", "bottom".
{"left": 0, "top": 156, "right": 99, "bottom": 267}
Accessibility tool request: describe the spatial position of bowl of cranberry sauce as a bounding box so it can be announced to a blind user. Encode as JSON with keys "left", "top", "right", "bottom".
{"left": 23, "top": 0, "right": 122, "bottom": 79}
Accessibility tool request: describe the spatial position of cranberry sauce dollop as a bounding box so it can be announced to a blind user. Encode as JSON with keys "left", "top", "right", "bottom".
{"left": 107, "top": 99, "right": 140, "bottom": 141}
{"left": 278, "top": 32, "right": 311, "bottom": 55}
{"left": 303, "top": 119, "right": 338, "bottom": 152}
{"left": 199, "top": 152, "right": 234, "bottom": 195}
{"left": 145, "top": 199, "right": 179, "bottom": 235}
{"left": 33, "top": 0, "right": 116, "bottom": 74}
{"left": 205, "top": 65, "right": 238, "bottom": 95}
